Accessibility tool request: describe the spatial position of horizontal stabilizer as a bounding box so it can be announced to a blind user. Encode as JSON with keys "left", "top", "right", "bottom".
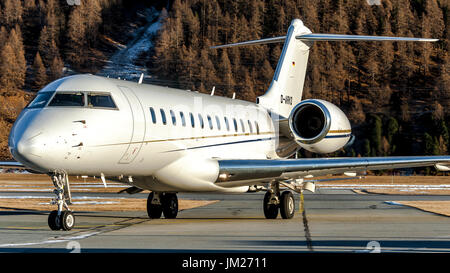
{"left": 211, "top": 34, "right": 438, "bottom": 49}
{"left": 210, "top": 36, "right": 286, "bottom": 49}
{"left": 296, "top": 33, "right": 438, "bottom": 42}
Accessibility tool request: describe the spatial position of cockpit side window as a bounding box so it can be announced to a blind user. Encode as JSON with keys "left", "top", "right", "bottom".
{"left": 26, "top": 92, "right": 54, "bottom": 109}
{"left": 87, "top": 93, "right": 117, "bottom": 109}
{"left": 48, "top": 92, "right": 85, "bottom": 107}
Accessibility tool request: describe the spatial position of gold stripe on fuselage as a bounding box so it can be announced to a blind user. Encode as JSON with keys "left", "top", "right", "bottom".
{"left": 91, "top": 131, "right": 276, "bottom": 147}
{"left": 328, "top": 130, "right": 352, "bottom": 134}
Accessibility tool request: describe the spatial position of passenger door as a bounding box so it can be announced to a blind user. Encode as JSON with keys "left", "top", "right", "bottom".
{"left": 117, "top": 86, "right": 146, "bottom": 164}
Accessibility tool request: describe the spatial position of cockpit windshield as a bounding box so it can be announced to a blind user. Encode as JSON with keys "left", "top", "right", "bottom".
{"left": 48, "top": 92, "right": 85, "bottom": 107}
{"left": 26, "top": 92, "right": 54, "bottom": 109}
{"left": 87, "top": 93, "right": 117, "bottom": 108}
{"left": 26, "top": 91, "right": 117, "bottom": 109}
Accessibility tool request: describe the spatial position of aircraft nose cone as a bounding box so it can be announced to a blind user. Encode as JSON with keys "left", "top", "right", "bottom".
{"left": 16, "top": 133, "right": 44, "bottom": 158}
{"left": 8, "top": 108, "right": 48, "bottom": 173}
{"left": 10, "top": 131, "right": 45, "bottom": 172}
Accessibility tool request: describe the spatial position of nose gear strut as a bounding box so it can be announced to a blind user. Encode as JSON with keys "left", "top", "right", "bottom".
{"left": 48, "top": 171, "right": 75, "bottom": 231}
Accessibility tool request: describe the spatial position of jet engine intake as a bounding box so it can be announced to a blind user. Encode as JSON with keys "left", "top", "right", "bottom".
{"left": 288, "top": 99, "right": 351, "bottom": 154}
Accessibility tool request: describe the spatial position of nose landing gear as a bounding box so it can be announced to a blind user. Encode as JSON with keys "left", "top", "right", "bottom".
{"left": 48, "top": 171, "right": 75, "bottom": 231}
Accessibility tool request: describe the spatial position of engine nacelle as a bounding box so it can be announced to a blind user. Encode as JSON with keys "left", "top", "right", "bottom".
{"left": 288, "top": 99, "right": 351, "bottom": 154}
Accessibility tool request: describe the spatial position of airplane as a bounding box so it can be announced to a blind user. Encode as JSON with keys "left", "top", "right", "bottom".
{"left": 0, "top": 19, "right": 449, "bottom": 231}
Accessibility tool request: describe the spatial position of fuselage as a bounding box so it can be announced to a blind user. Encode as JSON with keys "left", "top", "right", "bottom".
{"left": 9, "top": 74, "right": 279, "bottom": 192}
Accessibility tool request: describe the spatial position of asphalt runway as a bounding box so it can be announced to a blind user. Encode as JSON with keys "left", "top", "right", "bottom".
{"left": 1, "top": 189, "right": 450, "bottom": 253}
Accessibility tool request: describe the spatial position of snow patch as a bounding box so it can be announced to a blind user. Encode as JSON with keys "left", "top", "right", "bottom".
{"left": 98, "top": 7, "right": 163, "bottom": 81}
{"left": 384, "top": 201, "right": 404, "bottom": 206}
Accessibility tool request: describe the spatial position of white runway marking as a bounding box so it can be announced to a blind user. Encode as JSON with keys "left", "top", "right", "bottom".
{"left": 0, "top": 232, "right": 101, "bottom": 248}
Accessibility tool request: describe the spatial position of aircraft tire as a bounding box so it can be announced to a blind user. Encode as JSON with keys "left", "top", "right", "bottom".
{"left": 147, "top": 192, "right": 163, "bottom": 219}
{"left": 48, "top": 210, "right": 61, "bottom": 230}
{"left": 162, "top": 193, "right": 178, "bottom": 219}
{"left": 263, "top": 191, "right": 279, "bottom": 219}
{"left": 280, "top": 191, "right": 295, "bottom": 219}
{"left": 60, "top": 210, "right": 75, "bottom": 231}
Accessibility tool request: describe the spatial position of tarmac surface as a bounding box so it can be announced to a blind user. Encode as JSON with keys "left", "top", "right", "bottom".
{"left": 1, "top": 189, "right": 450, "bottom": 253}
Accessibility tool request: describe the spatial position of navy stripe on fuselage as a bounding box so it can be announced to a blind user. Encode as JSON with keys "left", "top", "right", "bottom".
{"left": 324, "top": 134, "right": 351, "bottom": 139}
{"left": 165, "top": 137, "right": 275, "bottom": 153}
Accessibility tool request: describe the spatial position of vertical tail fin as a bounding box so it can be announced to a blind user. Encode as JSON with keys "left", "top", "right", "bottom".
{"left": 257, "top": 19, "right": 312, "bottom": 118}
{"left": 211, "top": 19, "right": 437, "bottom": 118}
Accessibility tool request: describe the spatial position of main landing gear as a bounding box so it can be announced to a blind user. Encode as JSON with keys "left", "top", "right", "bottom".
{"left": 48, "top": 171, "right": 75, "bottom": 231}
{"left": 263, "top": 182, "right": 296, "bottom": 219}
{"left": 146, "top": 192, "right": 179, "bottom": 219}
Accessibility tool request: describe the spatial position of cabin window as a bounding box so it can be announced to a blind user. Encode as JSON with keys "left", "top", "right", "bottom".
{"left": 198, "top": 114, "right": 204, "bottom": 129}
{"left": 27, "top": 92, "right": 54, "bottom": 109}
{"left": 233, "top": 118, "right": 238, "bottom": 132}
{"left": 240, "top": 119, "right": 246, "bottom": 132}
{"left": 180, "top": 112, "right": 186, "bottom": 127}
{"left": 224, "top": 117, "right": 230, "bottom": 131}
{"left": 207, "top": 115, "right": 213, "bottom": 130}
{"left": 255, "top": 121, "right": 260, "bottom": 134}
{"left": 160, "top": 109, "right": 167, "bottom": 125}
{"left": 87, "top": 93, "right": 117, "bottom": 108}
{"left": 48, "top": 92, "right": 85, "bottom": 107}
{"left": 190, "top": 112, "right": 195, "bottom": 128}
{"left": 248, "top": 120, "right": 253, "bottom": 133}
{"left": 150, "top": 107, "right": 157, "bottom": 124}
{"left": 170, "top": 110, "right": 176, "bottom": 125}
{"left": 215, "top": 116, "right": 221, "bottom": 130}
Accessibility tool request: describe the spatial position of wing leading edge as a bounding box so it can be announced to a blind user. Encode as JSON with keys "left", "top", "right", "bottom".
{"left": 215, "top": 156, "right": 450, "bottom": 186}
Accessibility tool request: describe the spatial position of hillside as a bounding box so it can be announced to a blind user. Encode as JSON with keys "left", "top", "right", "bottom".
{"left": 148, "top": 0, "right": 449, "bottom": 161}
{"left": 0, "top": 0, "right": 448, "bottom": 166}
{"left": 0, "top": 0, "right": 165, "bottom": 159}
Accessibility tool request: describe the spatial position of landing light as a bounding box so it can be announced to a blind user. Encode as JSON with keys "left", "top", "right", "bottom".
{"left": 218, "top": 173, "right": 229, "bottom": 180}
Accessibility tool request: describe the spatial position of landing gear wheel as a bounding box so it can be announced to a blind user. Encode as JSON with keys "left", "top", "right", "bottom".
{"left": 162, "top": 193, "right": 178, "bottom": 219}
{"left": 49, "top": 171, "right": 74, "bottom": 231}
{"left": 60, "top": 210, "right": 75, "bottom": 231}
{"left": 48, "top": 210, "right": 61, "bottom": 230}
{"left": 147, "top": 192, "right": 162, "bottom": 219}
{"left": 280, "top": 191, "right": 295, "bottom": 219}
{"left": 263, "top": 191, "right": 279, "bottom": 219}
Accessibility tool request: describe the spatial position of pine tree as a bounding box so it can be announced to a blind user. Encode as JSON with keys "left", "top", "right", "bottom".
{"left": 84, "top": 0, "right": 102, "bottom": 47}
{"left": 363, "top": 139, "right": 371, "bottom": 157}
{"left": 66, "top": 5, "right": 87, "bottom": 67}
{"left": 217, "top": 50, "right": 234, "bottom": 96}
{"left": 0, "top": 26, "right": 7, "bottom": 50}
{"left": 23, "top": 0, "right": 36, "bottom": 11}
{"left": 49, "top": 54, "right": 64, "bottom": 81}
{"left": 386, "top": 117, "right": 399, "bottom": 143}
{"left": 369, "top": 115, "right": 383, "bottom": 156}
{"left": 3, "top": 27, "right": 27, "bottom": 90}
{"left": 1, "top": 0, "right": 23, "bottom": 27}
{"left": 38, "top": 26, "right": 54, "bottom": 66}
{"left": 424, "top": 133, "right": 440, "bottom": 156}
{"left": 0, "top": 43, "right": 18, "bottom": 91}
{"left": 32, "top": 52, "right": 48, "bottom": 90}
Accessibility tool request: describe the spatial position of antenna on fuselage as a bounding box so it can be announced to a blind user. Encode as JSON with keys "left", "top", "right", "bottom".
{"left": 210, "top": 86, "right": 215, "bottom": 96}
{"left": 138, "top": 73, "right": 144, "bottom": 84}
{"left": 232, "top": 92, "right": 236, "bottom": 99}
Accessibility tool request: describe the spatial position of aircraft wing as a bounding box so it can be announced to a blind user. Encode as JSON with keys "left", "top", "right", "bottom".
{"left": 0, "top": 161, "right": 26, "bottom": 169}
{"left": 215, "top": 156, "right": 450, "bottom": 186}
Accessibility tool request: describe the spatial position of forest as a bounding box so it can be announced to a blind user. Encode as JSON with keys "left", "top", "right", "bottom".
{"left": 0, "top": 0, "right": 448, "bottom": 172}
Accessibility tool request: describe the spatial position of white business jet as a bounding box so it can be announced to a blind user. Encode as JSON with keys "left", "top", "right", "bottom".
{"left": 1, "top": 19, "right": 449, "bottom": 231}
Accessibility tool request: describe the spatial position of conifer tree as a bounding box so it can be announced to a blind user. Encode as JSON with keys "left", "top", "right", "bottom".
{"left": 32, "top": 52, "right": 48, "bottom": 90}
{"left": 49, "top": 54, "right": 64, "bottom": 81}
